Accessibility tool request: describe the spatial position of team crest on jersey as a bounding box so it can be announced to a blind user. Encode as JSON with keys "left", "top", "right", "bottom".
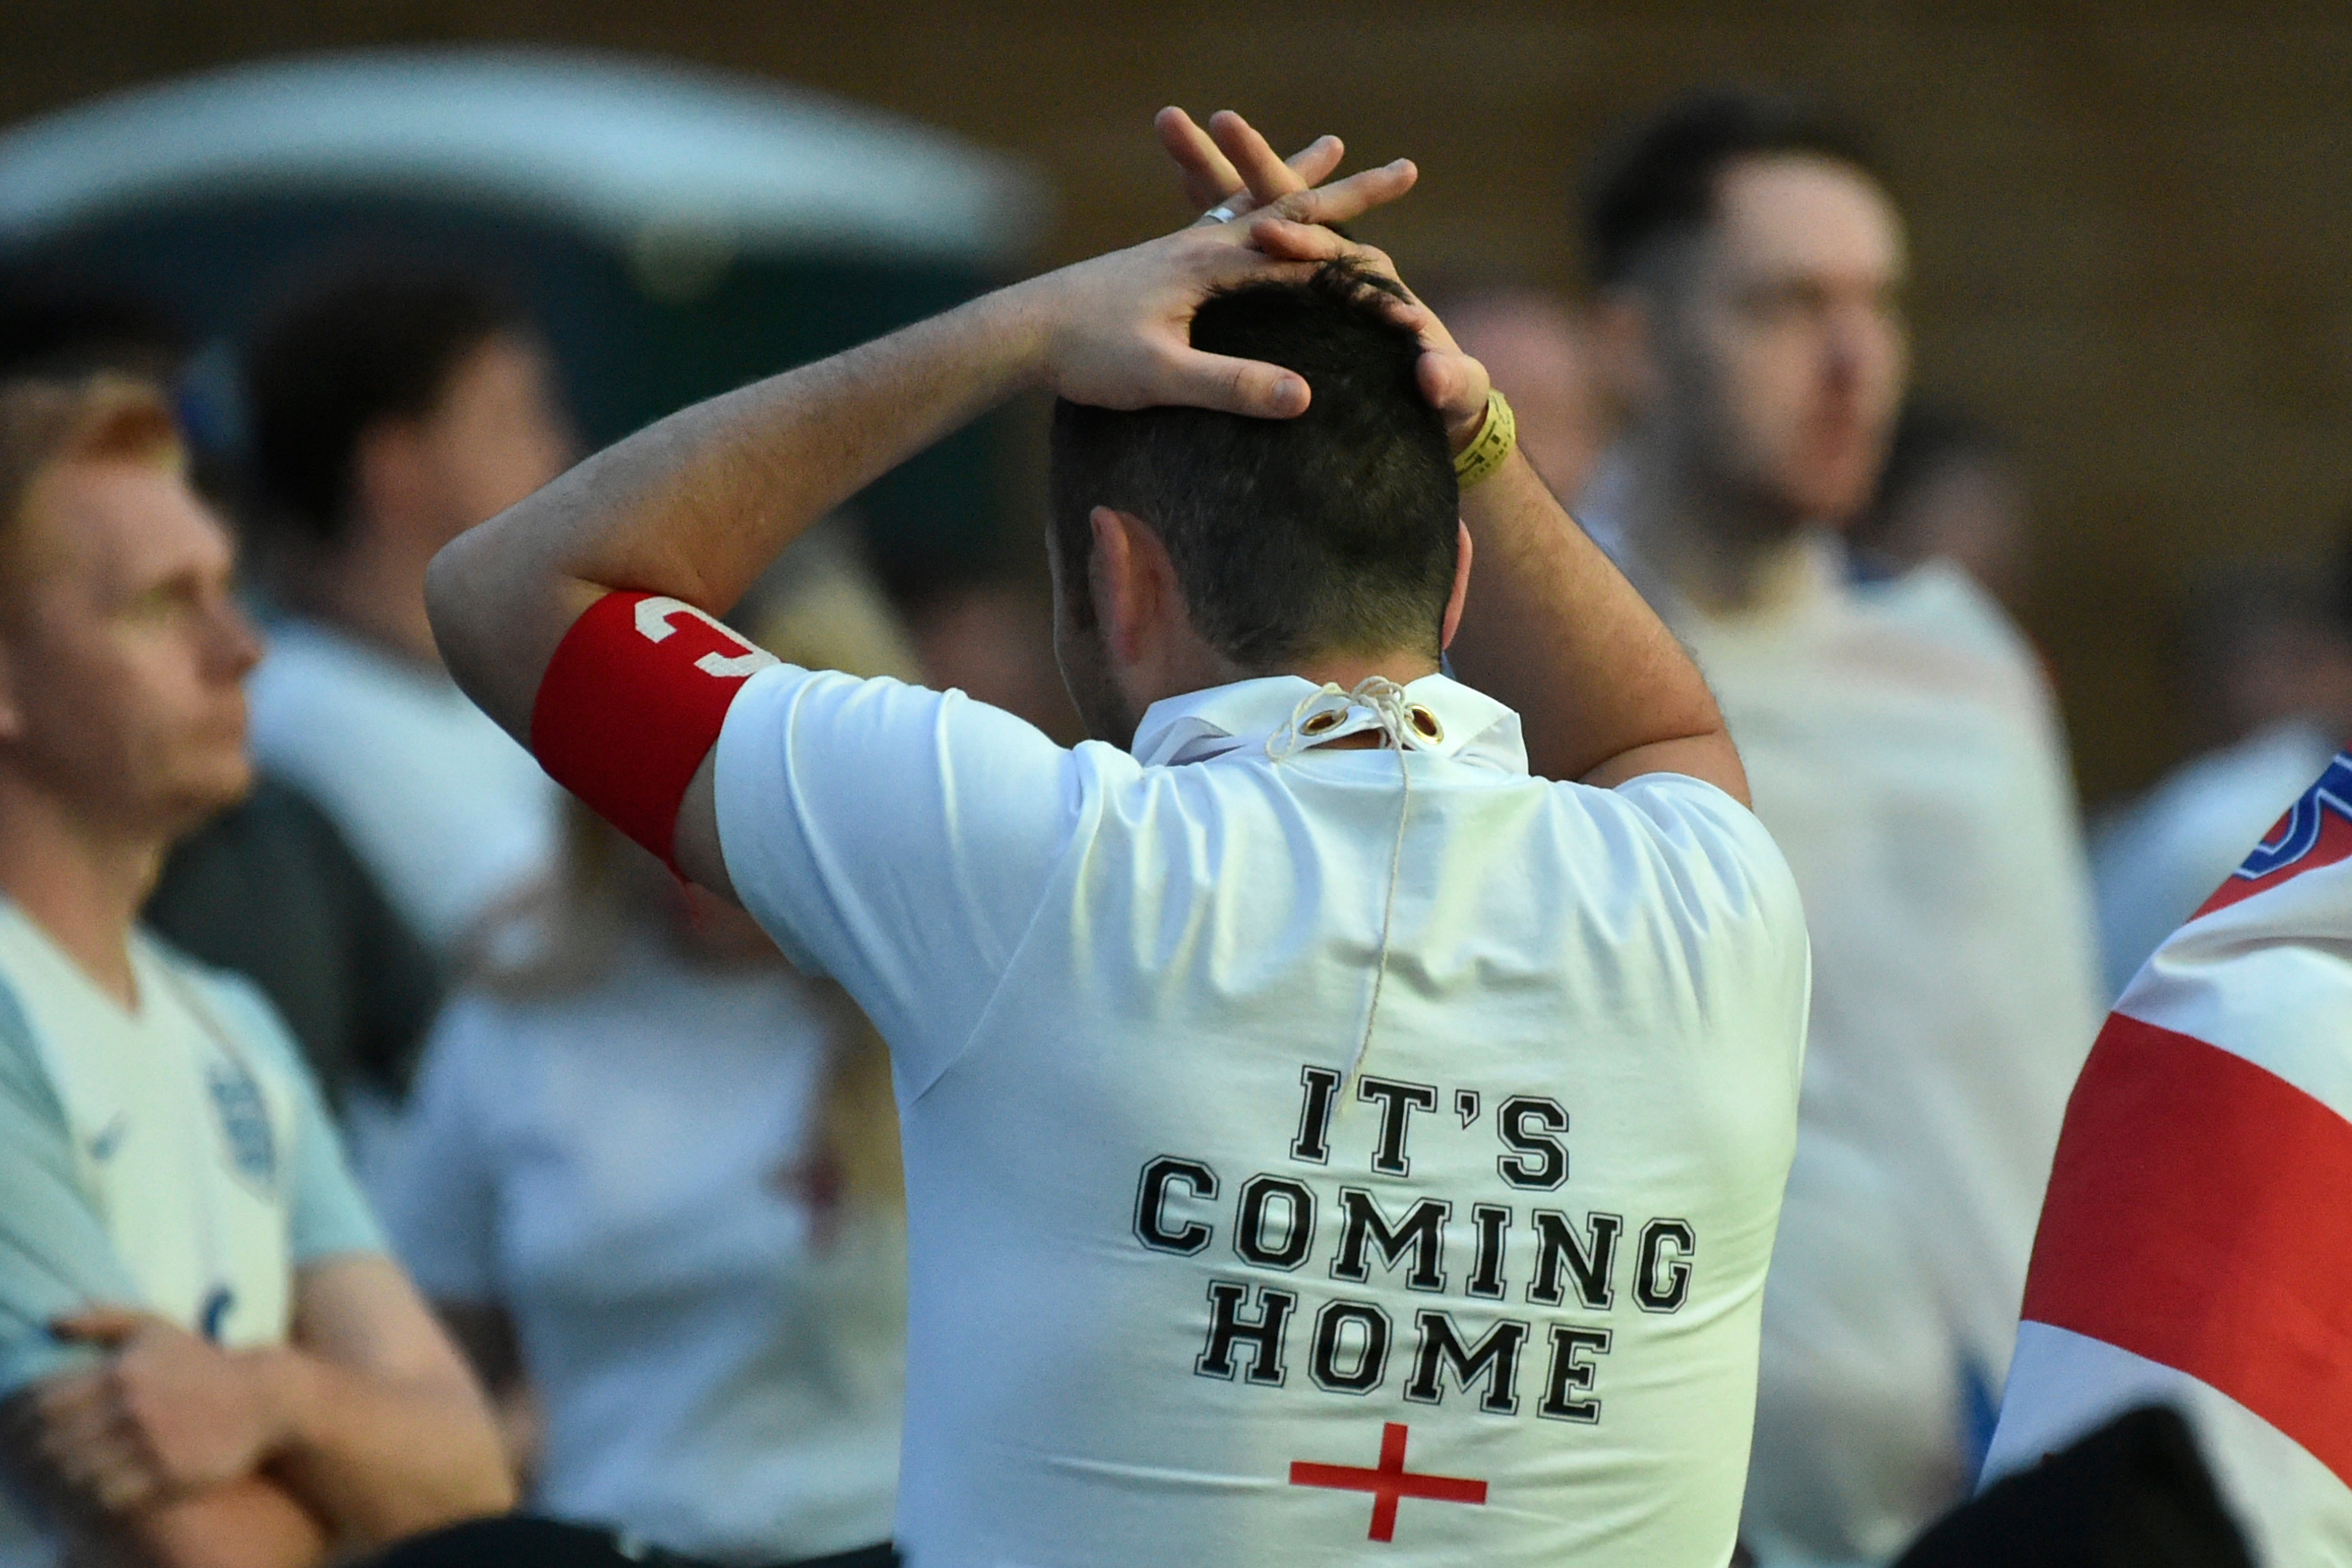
{"left": 206, "top": 1058, "right": 278, "bottom": 1189}
{"left": 2195, "top": 750, "right": 2352, "bottom": 920}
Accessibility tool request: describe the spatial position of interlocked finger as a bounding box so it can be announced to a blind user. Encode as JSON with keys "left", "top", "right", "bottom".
{"left": 1157, "top": 107, "right": 1243, "bottom": 212}
{"left": 1208, "top": 111, "right": 1312, "bottom": 207}
{"left": 1161, "top": 107, "right": 1345, "bottom": 226}
{"left": 1251, "top": 161, "right": 1418, "bottom": 234}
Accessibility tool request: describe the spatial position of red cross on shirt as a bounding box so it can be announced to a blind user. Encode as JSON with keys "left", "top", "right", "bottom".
{"left": 1289, "top": 1422, "right": 1488, "bottom": 1542}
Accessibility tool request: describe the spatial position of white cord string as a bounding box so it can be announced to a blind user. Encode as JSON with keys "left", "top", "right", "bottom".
{"left": 1266, "top": 678, "right": 1439, "bottom": 1090}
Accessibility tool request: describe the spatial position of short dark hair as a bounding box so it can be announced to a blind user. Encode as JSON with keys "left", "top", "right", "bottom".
{"left": 1582, "top": 88, "right": 1882, "bottom": 291}
{"left": 1048, "top": 262, "right": 1458, "bottom": 670}
{"left": 243, "top": 267, "right": 525, "bottom": 547}
{"left": 0, "top": 284, "right": 190, "bottom": 385}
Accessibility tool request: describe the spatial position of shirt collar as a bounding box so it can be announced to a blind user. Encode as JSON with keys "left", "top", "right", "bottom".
{"left": 1130, "top": 673, "right": 1528, "bottom": 775}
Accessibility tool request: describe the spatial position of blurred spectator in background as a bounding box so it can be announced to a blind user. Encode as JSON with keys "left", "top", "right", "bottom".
{"left": 1427, "top": 282, "right": 1608, "bottom": 503}
{"left": 0, "top": 285, "right": 441, "bottom": 1118}
{"left": 0, "top": 370, "right": 508, "bottom": 1564}
{"left": 242, "top": 267, "right": 572, "bottom": 959}
{"left": 2090, "top": 535, "right": 2352, "bottom": 998}
{"left": 1852, "top": 401, "right": 2033, "bottom": 614}
{"left": 372, "top": 531, "right": 910, "bottom": 1566}
{"left": 901, "top": 576, "right": 1081, "bottom": 743}
{"left": 1573, "top": 89, "right": 2103, "bottom": 1564}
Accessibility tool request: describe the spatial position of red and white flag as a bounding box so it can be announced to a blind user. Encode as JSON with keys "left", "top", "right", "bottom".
{"left": 1982, "top": 748, "right": 2352, "bottom": 1563}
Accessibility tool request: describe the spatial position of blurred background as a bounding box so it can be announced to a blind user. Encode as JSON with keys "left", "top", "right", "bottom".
{"left": 6, "top": 0, "right": 2349, "bottom": 803}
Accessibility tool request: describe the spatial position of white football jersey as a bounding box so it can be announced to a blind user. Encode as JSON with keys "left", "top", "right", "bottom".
{"left": 715, "top": 668, "right": 1809, "bottom": 1568}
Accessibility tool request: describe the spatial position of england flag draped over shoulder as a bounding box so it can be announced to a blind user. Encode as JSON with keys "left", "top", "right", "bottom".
{"left": 1982, "top": 747, "right": 2352, "bottom": 1563}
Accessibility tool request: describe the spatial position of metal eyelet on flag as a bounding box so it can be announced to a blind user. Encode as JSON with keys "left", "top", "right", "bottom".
{"left": 1408, "top": 706, "right": 1442, "bottom": 744}
{"left": 1302, "top": 710, "right": 1344, "bottom": 736}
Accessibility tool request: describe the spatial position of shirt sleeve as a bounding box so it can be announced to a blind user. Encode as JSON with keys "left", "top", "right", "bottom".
{"left": 713, "top": 665, "right": 1084, "bottom": 1098}
{"left": 0, "top": 980, "right": 139, "bottom": 1398}
{"left": 202, "top": 974, "right": 387, "bottom": 1268}
{"left": 1604, "top": 772, "right": 1814, "bottom": 1039}
{"left": 368, "top": 1000, "right": 504, "bottom": 1303}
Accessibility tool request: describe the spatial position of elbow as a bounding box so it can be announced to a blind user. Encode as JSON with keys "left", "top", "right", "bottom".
{"left": 398, "top": 1375, "right": 523, "bottom": 1533}
{"left": 422, "top": 537, "right": 476, "bottom": 682}
{"left": 429, "top": 1458, "right": 519, "bottom": 1529}
{"left": 352, "top": 1430, "right": 518, "bottom": 1551}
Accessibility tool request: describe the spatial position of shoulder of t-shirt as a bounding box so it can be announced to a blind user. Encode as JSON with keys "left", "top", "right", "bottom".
{"left": 1594, "top": 771, "right": 1807, "bottom": 925}
{"left": 723, "top": 662, "right": 1101, "bottom": 819}
{"left": 1586, "top": 768, "right": 1754, "bottom": 824}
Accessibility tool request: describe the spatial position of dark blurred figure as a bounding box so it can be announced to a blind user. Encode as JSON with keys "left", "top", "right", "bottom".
{"left": 1896, "top": 1406, "right": 2252, "bottom": 1568}
{"left": 902, "top": 577, "right": 1083, "bottom": 744}
{"left": 242, "top": 267, "right": 573, "bottom": 959}
{"left": 2091, "top": 536, "right": 2352, "bottom": 998}
{"left": 0, "top": 285, "right": 187, "bottom": 385}
{"left": 1571, "top": 89, "right": 2104, "bottom": 1564}
{"left": 1855, "top": 401, "right": 2033, "bottom": 613}
{"left": 1425, "top": 283, "right": 1608, "bottom": 504}
{"left": 0, "top": 285, "right": 440, "bottom": 1113}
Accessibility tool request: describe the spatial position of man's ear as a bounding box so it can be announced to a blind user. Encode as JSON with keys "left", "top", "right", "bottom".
{"left": 1088, "top": 506, "right": 1180, "bottom": 665}
{"left": 1440, "top": 521, "right": 1473, "bottom": 651}
{"left": 1587, "top": 287, "right": 1666, "bottom": 420}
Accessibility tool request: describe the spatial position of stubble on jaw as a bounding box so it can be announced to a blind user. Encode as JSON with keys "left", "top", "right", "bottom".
{"left": 1046, "top": 567, "right": 1139, "bottom": 750}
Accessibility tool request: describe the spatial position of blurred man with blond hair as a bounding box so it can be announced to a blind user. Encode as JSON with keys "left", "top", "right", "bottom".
{"left": 1572, "top": 89, "right": 2104, "bottom": 1563}
{"left": 0, "top": 372, "right": 510, "bottom": 1566}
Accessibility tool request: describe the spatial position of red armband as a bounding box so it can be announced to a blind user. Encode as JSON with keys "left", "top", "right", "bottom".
{"left": 530, "top": 591, "right": 778, "bottom": 871}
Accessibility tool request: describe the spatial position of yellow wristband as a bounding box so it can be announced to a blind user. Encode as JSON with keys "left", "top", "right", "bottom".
{"left": 1453, "top": 389, "right": 1516, "bottom": 490}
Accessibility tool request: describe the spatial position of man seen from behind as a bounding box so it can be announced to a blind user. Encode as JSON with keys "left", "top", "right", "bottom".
{"left": 429, "top": 116, "right": 1811, "bottom": 1566}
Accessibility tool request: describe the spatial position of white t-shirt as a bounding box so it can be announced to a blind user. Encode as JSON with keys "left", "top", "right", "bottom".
{"left": 2090, "top": 719, "right": 2342, "bottom": 1004}
{"left": 0, "top": 903, "right": 383, "bottom": 1565}
{"left": 713, "top": 666, "right": 1810, "bottom": 1568}
{"left": 1641, "top": 534, "right": 2103, "bottom": 1566}
{"left": 373, "top": 936, "right": 904, "bottom": 1561}
{"left": 246, "top": 618, "right": 558, "bottom": 953}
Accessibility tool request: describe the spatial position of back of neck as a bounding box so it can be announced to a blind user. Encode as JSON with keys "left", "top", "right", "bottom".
{"left": 1283, "top": 652, "right": 1444, "bottom": 693}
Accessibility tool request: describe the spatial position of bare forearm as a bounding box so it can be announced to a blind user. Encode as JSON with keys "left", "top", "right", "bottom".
{"left": 427, "top": 284, "right": 1050, "bottom": 743}
{"left": 1448, "top": 449, "right": 1748, "bottom": 800}
{"left": 101, "top": 1477, "right": 328, "bottom": 1568}
{"left": 248, "top": 1347, "right": 511, "bottom": 1550}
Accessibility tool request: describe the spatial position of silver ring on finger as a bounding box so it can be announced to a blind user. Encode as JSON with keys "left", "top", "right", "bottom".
{"left": 1203, "top": 201, "right": 1242, "bottom": 224}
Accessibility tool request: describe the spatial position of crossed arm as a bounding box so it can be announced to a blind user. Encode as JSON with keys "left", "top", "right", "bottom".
{"left": 3, "top": 1256, "right": 512, "bottom": 1567}
{"left": 426, "top": 110, "right": 1745, "bottom": 904}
